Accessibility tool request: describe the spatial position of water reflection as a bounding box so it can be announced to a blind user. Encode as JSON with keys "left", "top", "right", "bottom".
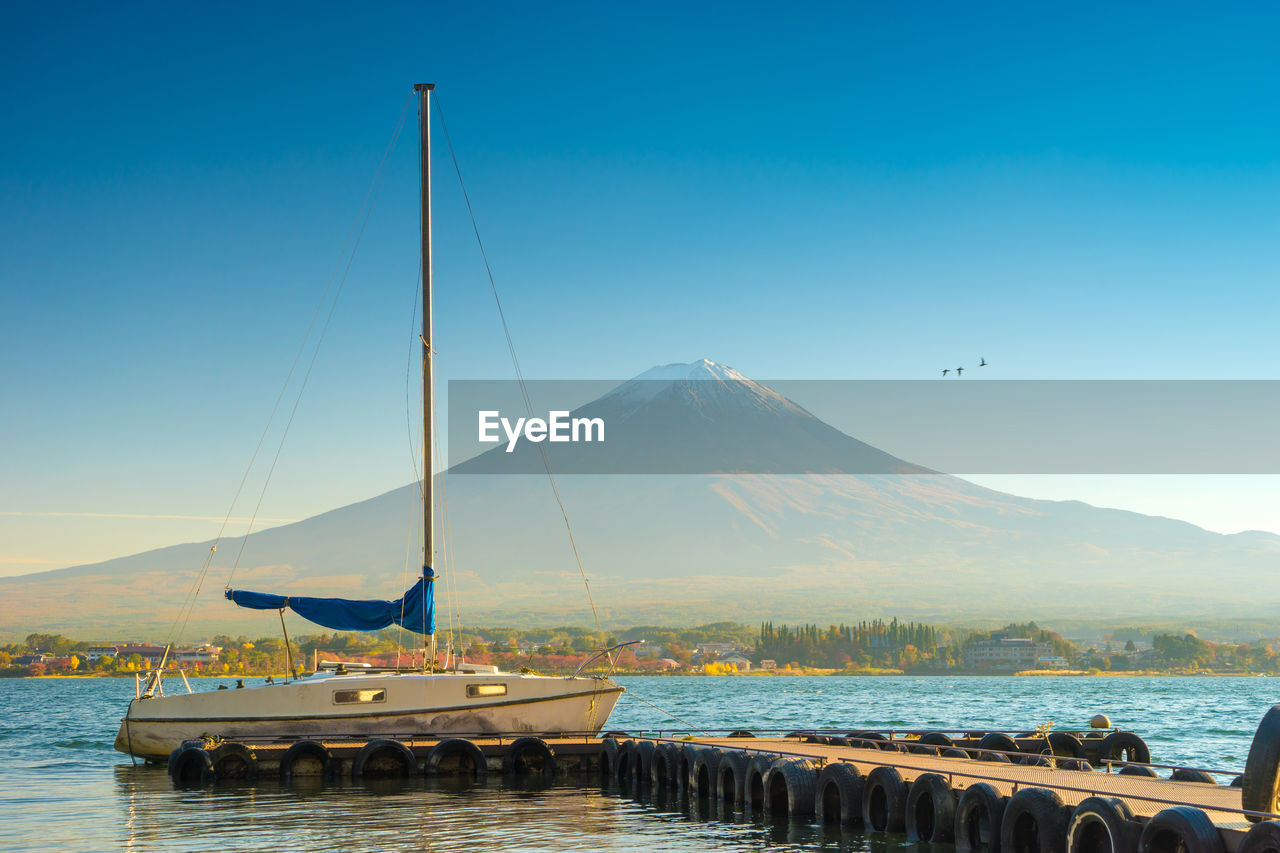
{"left": 4, "top": 676, "right": 1272, "bottom": 852}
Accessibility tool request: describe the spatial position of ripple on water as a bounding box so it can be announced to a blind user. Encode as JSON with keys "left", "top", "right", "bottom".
{"left": 0, "top": 675, "right": 1274, "bottom": 852}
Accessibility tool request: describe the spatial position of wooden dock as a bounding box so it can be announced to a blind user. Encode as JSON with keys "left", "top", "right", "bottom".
{"left": 163, "top": 720, "right": 1280, "bottom": 853}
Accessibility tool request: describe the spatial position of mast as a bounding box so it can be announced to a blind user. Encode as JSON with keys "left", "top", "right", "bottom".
{"left": 415, "top": 83, "right": 435, "bottom": 666}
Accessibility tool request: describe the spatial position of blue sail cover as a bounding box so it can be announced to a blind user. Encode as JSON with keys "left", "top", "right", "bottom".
{"left": 225, "top": 567, "right": 435, "bottom": 635}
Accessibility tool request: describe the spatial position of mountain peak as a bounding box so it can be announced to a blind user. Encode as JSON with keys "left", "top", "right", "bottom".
{"left": 630, "top": 358, "right": 747, "bottom": 383}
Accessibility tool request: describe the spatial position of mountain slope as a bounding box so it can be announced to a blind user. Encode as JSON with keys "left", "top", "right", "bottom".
{"left": 3, "top": 361, "right": 1278, "bottom": 639}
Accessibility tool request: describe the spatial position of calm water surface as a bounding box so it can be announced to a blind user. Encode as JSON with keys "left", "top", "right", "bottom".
{"left": 0, "top": 675, "right": 1275, "bottom": 852}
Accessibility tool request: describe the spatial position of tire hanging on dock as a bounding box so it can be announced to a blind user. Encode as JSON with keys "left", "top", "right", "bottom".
{"left": 650, "top": 742, "right": 681, "bottom": 790}
{"left": 353, "top": 739, "right": 416, "bottom": 779}
{"left": 1097, "top": 731, "right": 1151, "bottom": 765}
{"left": 599, "top": 737, "right": 620, "bottom": 786}
{"left": 1138, "top": 807, "right": 1225, "bottom": 853}
{"left": 955, "top": 782, "right": 1008, "bottom": 853}
{"left": 209, "top": 742, "right": 258, "bottom": 782}
{"left": 816, "top": 763, "right": 863, "bottom": 828}
{"left": 1243, "top": 705, "right": 1280, "bottom": 821}
{"left": 979, "top": 732, "right": 1021, "bottom": 759}
{"left": 1001, "top": 787, "right": 1070, "bottom": 853}
{"left": 423, "top": 738, "right": 486, "bottom": 780}
{"left": 1046, "top": 732, "right": 1087, "bottom": 759}
{"left": 1237, "top": 820, "right": 1280, "bottom": 853}
{"left": 716, "top": 750, "right": 751, "bottom": 810}
{"left": 906, "top": 772, "right": 957, "bottom": 843}
{"left": 169, "top": 745, "right": 215, "bottom": 787}
{"left": 763, "top": 758, "right": 818, "bottom": 819}
{"left": 1067, "top": 796, "right": 1140, "bottom": 853}
{"left": 862, "top": 765, "right": 908, "bottom": 833}
{"left": 690, "top": 748, "right": 723, "bottom": 801}
{"left": 279, "top": 740, "right": 336, "bottom": 780}
{"left": 502, "top": 737, "right": 556, "bottom": 779}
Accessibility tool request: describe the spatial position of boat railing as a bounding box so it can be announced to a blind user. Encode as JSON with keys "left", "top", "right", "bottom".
{"left": 572, "top": 640, "right": 645, "bottom": 679}
{"left": 134, "top": 667, "right": 194, "bottom": 699}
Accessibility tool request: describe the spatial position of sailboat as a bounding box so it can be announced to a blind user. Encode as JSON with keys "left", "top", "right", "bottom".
{"left": 114, "top": 84, "right": 624, "bottom": 761}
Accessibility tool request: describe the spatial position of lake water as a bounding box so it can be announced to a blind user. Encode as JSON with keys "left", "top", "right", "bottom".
{"left": 0, "top": 675, "right": 1274, "bottom": 852}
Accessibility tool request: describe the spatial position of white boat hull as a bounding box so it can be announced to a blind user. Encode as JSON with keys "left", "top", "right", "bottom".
{"left": 115, "top": 672, "right": 623, "bottom": 760}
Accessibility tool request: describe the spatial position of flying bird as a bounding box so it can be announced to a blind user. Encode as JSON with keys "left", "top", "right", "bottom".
{"left": 942, "top": 369, "right": 951, "bottom": 376}
{"left": 979, "top": 357, "right": 988, "bottom": 367}
{"left": 956, "top": 366, "right": 964, "bottom": 376}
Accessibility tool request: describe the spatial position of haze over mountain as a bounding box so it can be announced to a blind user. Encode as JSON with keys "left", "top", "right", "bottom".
{"left": 3, "top": 360, "right": 1278, "bottom": 640}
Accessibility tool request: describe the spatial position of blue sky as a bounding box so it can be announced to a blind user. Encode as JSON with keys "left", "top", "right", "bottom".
{"left": 3, "top": 1, "right": 1279, "bottom": 573}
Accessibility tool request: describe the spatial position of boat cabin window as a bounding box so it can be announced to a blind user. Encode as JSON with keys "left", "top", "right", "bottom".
{"left": 333, "top": 688, "right": 386, "bottom": 705}
{"left": 466, "top": 683, "right": 507, "bottom": 698}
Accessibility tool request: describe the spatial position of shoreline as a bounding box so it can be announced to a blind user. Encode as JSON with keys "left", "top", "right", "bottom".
{"left": 6, "top": 669, "right": 1271, "bottom": 680}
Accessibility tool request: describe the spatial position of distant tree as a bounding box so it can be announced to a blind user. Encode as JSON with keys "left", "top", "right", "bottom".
{"left": 1125, "top": 640, "right": 1136, "bottom": 652}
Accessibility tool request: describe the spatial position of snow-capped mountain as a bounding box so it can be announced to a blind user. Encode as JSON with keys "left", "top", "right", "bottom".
{"left": 451, "top": 358, "right": 931, "bottom": 475}
{"left": 3, "top": 361, "right": 1279, "bottom": 637}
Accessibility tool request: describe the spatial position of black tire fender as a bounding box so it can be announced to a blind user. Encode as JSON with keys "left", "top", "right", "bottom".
{"left": 1238, "top": 820, "right": 1280, "bottom": 853}
{"left": 863, "top": 765, "right": 908, "bottom": 833}
{"left": 354, "top": 738, "right": 416, "bottom": 778}
{"left": 1118, "top": 764, "right": 1158, "bottom": 777}
{"left": 944, "top": 748, "right": 973, "bottom": 759}
{"left": 1170, "top": 768, "right": 1218, "bottom": 785}
{"left": 1047, "top": 732, "right": 1087, "bottom": 759}
{"left": 956, "top": 782, "right": 1008, "bottom": 853}
{"left": 1001, "top": 787, "right": 1070, "bottom": 853}
{"left": 615, "top": 739, "right": 637, "bottom": 784}
{"left": 816, "top": 762, "right": 863, "bottom": 827}
{"left": 1098, "top": 731, "right": 1151, "bottom": 765}
{"left": 1243, "top": 706, "right": 1280, "bottom": 822}
{"left": 423, "top": 738, "right": 485, "bottom": 780}
{"left": 764, "top": 758, "right": 819, "bottom": 819}
{"left": 209, "top": 742, "right": 258, "bottom": 782}
{"left": 906, "top": 772, "right": 957, "bottom": 843}
{"left": 1023, "top": 754, "right": 1053, "bottom": 767}
{"left": 632, "top": 740, "right": 655, "bottom": 787}
{"left": 678, "top": 743, "right": 704, "bottom": 792}
{"left": 650, "top": 742, "right": 680, "bottom": 789}
{"left": 848, "top": 731, "right": 888, "bottom": 750}
{"left": 981, "top": 750, "right": 1014, "bottom": 763}
{"left": 280, "top": 740, "right": 335, "bottom": 780}
{"left": 690, "top": 748, "right": 723, "bottom": 800}
{"left": 980, "top": 732, "right": 1021, "bottom": 760}
{"left": 1061, "top": 759, "right": 1094, "bottom": 772}
{"left": 1067, "top": 796, "right": 1140, "bottom": 853}
{"left": 726, "top": 729, "right": 754, "bottom": 738}
{"left": 169, "top": 745, "right": 214, "bottom": 787}
{"left": 744, "top": 753, "right": 773, "bottom": 813}
{"left": 921, "top": 732, "right": 956, "bottom": 747}
{"left": 502, "top": 736, "right": 556, "bottom": 779}
{"left": 599, "top": 736, "right": 620, "bottom": 785}
{"left": 167, "top": 738, "right": 205, "bottom": 778}
{"left": 716, "top": 750, "right": 751, "bottom": 809}
{"left": 1138, "top": 807, "right": 1225, "bottom": 853}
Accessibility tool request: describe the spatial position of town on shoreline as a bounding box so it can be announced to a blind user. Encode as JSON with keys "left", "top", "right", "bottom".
{"left": 6, "top": 618, "right": 1278, "bottom": 679}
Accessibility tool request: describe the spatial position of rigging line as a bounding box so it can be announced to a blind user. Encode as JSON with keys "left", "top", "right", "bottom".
{"left": 432, "top": 91, "right": 605, "bottom": 636}
{"left": 397, "top": 259, "right": 424, "bottom": 668}
{"left": 623, "top": 692, "right": 708, "bottom": 735}
{"left": 433, "top": 411, "right": 458, "bottom": 663}
{"left": 165, "top": 94, "right": 415, "bottom": 649}
{"left": 221, "top": 92, "right": 412, "bottom": 592}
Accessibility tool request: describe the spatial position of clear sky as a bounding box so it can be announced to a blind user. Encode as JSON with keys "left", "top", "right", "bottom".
{"left": 3, "top": 1, "right": 1279, "bottom": 575}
